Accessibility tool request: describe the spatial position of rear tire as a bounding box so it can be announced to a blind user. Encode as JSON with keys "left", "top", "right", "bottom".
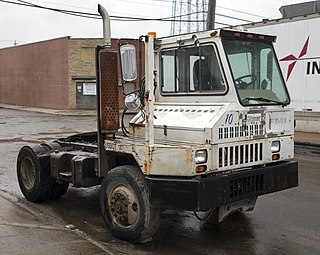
{"left": 100, "top": 165, "right": 160, "bottom": 243}
{"left": 17, "top": 146, "right": 51, "bottom": 202}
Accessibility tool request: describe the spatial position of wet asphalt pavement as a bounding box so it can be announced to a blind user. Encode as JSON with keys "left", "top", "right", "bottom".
{"left": 0, "top": 108, "right": 320, "bottom": 255}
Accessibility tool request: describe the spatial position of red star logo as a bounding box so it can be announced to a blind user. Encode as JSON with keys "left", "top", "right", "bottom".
{"left": 279, "top": 36, "right": 310, "bottom": 81}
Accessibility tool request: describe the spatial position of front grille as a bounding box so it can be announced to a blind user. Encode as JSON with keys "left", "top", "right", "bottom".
{"left": 230, "top": 174, "right": 264, "bottom": 198}
{"left": 218, "top": 142, "right": 263, "bottom": 168}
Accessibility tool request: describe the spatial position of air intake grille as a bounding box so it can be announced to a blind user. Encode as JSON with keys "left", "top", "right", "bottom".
{"left": 219, "top": 142, "right": 263, "bottom": 169}
{"left": 230, "top": 174, "right": 264, "bottom": 199}
{"left": 218, "top": 124, "right": 264, "bottom": 140}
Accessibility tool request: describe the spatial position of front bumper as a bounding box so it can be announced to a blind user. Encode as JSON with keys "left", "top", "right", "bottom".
{"left": 146, "top": 161, "right": 298, "bottom": 210}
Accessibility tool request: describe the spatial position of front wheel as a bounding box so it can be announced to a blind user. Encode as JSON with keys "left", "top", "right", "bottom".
{"left": 100, "top": 165, "right": 160, "bottom": 243}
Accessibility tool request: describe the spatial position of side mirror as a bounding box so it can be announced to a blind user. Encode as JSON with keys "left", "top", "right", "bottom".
{"left": 125, "top": 93, "right": 141, "bottom": 110}
{"left": 120, "top": 44, "right": 137, "bottom": 82}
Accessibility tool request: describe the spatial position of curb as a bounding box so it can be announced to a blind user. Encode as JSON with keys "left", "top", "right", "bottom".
{"left": 294, "top": 141, "right": 320, "bottom": 148}
{"left": 0, "top": 104, "right": 96, "bottom": 116}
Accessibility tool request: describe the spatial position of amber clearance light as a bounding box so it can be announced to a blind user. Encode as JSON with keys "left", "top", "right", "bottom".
{"left": 196, "top": 165, "right": 207, "bottom": 173}
{"left": 148, "top": 32, "right": 157, "bottom": 38}
{"left": 272, "top": 154, "right": 280, "bottom": 161}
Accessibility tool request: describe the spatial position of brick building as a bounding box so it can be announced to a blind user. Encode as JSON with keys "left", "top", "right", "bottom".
{"left": 0, "top": 37, "right": 141, "bottom": 110}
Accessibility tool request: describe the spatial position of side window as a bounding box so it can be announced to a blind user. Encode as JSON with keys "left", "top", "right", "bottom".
{"left": 196, "top": 45, "right": 225, "bottom": 92}
{"left": 260, "top": 49, "right": 287, "bottom": 101}
{"left": 161, "top": 52, "right": 178, "bottom": 92}
{"left": 161, "top": 44, "right": 226, "bottom": 94}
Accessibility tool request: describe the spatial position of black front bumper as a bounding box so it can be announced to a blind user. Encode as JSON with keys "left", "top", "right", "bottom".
{"left": 146, "top": 161, "right": 298, "bottom": 210}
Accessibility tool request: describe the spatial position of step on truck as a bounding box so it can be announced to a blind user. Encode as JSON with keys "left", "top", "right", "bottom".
{"left": 16, "top": 5, "right": 298, "bottom": 243}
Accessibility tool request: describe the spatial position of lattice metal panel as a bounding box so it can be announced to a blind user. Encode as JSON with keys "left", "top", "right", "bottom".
{"left": 218, "top": 124, "right": 264, "bottom": 140}
{"left": 218, "top": 142, "right": 263, "bottom": 169}
{"left": 99, "top": 50, "right": 119, "bottom": 133}
{"left": 171, "top": 0, "right": 208, "bottom": 35}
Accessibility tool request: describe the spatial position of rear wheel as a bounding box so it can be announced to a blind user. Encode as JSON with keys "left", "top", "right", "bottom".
{"left": 17, "top": 146, "right": 51, "bottom": 202}
{"left": 100, "top": 165, "right": 160, "bottom": 243}
{"left": 17, "top": 145, "right": 69, "bottom": 202}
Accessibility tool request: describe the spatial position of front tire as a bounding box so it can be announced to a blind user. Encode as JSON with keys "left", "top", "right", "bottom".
{"left": 100, "top": 165, "right": 160, "bottom": 243}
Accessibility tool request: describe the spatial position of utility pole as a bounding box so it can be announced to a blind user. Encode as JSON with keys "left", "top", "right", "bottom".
{"left": 207, "top": 0, "right": 216, "bottom": 30}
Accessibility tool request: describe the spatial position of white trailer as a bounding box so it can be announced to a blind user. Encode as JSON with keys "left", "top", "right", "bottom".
{"left": 244, "top": 13, "right": 320, "bottom": 132}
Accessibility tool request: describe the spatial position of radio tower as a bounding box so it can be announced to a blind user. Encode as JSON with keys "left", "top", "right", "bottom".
{"left": 171, "top": 0, "right": 208, "bottom": 35}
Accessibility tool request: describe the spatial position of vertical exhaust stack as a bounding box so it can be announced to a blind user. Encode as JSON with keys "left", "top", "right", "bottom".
{"left": 96, "top": 4, "right": 119, "bottom": 176}
{"left": 96, "top": 5, "right": 119, "bottom": 137}
{"left": 98, "top": 4, "right": 112, "bottom": 47}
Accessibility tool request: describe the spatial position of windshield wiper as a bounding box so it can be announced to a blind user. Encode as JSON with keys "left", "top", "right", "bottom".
{"left": 242, "top": 97, "right": 287, "bottom": 106}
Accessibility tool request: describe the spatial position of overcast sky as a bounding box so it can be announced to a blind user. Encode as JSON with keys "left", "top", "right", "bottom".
{"left": 0, "top": 0, "right": 313, "bottom": 48}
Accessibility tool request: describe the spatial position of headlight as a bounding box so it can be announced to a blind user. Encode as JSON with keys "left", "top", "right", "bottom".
{"left": 195, "top": 150, "right": 207, "bottom": 164}
{"left": 271, "top": 141, "right": 280, "bottom": 153}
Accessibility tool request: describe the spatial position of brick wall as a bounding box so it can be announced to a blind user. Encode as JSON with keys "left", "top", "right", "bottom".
{"left": 0, "top": 37, "right": 69, "bottom": 109}
{"left": 68, "top": 38, "right": 143, "bottom": 110}
{"left": 0, "top": 37, "right": 143, "bottom": 110}
{"left": 68, "top": 39, "right": 102, "bottom": 109}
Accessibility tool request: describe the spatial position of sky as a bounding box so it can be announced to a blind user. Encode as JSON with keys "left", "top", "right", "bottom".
{"left": 0, "top": 0, "right": 314, "bottom": 48}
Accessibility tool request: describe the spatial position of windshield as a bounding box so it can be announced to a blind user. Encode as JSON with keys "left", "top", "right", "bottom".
{"left": 223, "top": 38, "right": 290, "bottom": 106}
{"left": 161, "top": 44, "right": 226, "bottom": 94}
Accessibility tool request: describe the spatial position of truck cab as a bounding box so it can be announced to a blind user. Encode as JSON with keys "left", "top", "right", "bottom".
{"left": 98, "top": 28, "right": 297, "bottom": 241}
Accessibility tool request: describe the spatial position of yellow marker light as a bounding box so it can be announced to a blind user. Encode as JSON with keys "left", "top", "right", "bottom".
{"left": 148, "top": 32, "right": 157, "bottom": 38}
{"left": 234, "top": 32, "right": 241, "bottom": 37}
{"left": 196, "top": 165, "right": 207, "bottom": 173}
{"left": 247, "top": 34, "right": 253, "bottom": 39}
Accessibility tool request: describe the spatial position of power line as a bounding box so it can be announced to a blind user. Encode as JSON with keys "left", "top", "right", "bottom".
{"left": 30, "top": 0, "right": 96, "bottom": 11}
{"left": 11, "top": 0, "right": 272, "bottom": 23}
{"left": 2, "top": 0, "right": 154, "bottom": 20}
{"left": 16, "top": 0, "right": 100, "bottom": 19}
{"left": 0, "top": 0, "right": 246, "bottom": 26}
{"left": 216, "top": 13, "right": 251, "bottom": 23}
{"left": 0, "top": 0, "right": 218, "bottom": 23}
{"left": 118, "top": 0, "right": 171, "bottom": 8}
{"left": 216, "top": 5, "right": 268, "bottom": 19}
{"left": 31, "top": 0, "right": 156, "bottom": 19}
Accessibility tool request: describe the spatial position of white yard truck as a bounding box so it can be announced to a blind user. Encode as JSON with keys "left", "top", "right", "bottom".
{"left": 16, "top": 5, "right": 298, "bottom": 243}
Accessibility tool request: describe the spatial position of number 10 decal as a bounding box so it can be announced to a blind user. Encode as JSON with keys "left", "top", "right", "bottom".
{"left": 225, "top": 113, "right": 234, "bottom": 125}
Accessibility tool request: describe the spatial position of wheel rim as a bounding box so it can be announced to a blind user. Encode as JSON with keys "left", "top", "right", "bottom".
{"left": 108, "top": 184, "right": 139, "bottom": 228}
{"left": 20, "top": 157, "right": 36, "bottom": 190}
